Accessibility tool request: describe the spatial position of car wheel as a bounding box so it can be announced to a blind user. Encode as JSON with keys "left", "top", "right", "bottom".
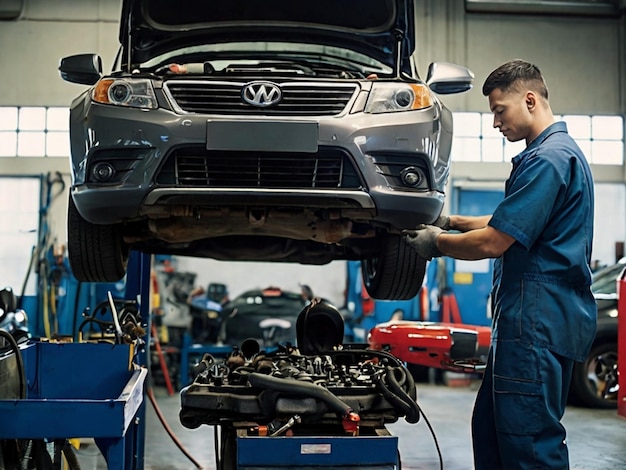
{"left": 361, "top": 234, "right": 426, "bottom": 300}
{"left": 570, "top": 341, "right": 618, "bottom": 409}
{"left": 67, "top": 195, "right": 128, "bottom": 283}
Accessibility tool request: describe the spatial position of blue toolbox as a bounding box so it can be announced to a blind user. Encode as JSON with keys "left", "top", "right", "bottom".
{"left": 0, "top": 340, "right": 146, "bottom": 469}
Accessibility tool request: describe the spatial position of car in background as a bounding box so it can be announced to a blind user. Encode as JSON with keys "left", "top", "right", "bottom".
{"left": 569, "top": 258, "right": 625, "bottom": 409}
{"left": 218, "top": 287, "right": 307, "bottom": 349}
{"left": 58, "top": 0, "right": 473, "bottom": 301}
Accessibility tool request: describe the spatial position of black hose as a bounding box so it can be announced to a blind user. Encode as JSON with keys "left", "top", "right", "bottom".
{"left": 248, "top": 373, "right": 352, "bottom": 416}
{"left": 0, "top": 330, "right": 26, "bottom": 399}
{"left": 62, "top": 441, "right": 81, "bottom": 470}
{"left": 376, "top": 370, "right": 415, "bottom": 421}
{"left": 385, "top": 367, "right": 420, "bottom": 423}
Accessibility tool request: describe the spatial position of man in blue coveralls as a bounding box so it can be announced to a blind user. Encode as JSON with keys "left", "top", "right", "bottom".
{"left": 403, "top": 59, "right": 597, "bottom": 469}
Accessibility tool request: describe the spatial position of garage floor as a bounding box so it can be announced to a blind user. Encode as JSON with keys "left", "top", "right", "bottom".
{"left": 75, "top": 375, "right": 626, "bottom": 469}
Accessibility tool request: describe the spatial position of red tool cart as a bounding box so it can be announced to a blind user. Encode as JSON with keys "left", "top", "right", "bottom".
{"left": 618, "top": 266, "right": 626, "bottom": 419}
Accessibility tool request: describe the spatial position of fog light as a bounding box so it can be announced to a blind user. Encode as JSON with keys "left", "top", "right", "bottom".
{"left": 400, "top": 167, "right": 424, "bottom": 188}
{"left": 91, "top": 162, "right": 115, "bottom": 182}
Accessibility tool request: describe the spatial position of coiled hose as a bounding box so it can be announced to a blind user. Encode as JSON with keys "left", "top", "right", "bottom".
{"left": 376, "top": 365, "right": 420, "bottom": 424}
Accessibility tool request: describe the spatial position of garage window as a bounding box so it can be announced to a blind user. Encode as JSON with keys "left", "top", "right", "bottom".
{"left": 0, "top": 106, "right": 69, "bottom": 157}
{"left": 0, "top": 177, "right": 40, "bottom": 295}
{"left": 452, "top": 112, "right": 624, "bottom": 165}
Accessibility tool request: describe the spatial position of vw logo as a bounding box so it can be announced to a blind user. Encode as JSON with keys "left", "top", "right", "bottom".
{"left": 241, "top": 81, "right": 282, "bottom": 107}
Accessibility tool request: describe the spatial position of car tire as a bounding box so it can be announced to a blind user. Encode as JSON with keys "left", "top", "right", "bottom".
{"left": 569, "top": 341, "right": 618, "bottom": 409}
{"left": 67, "top": 194, "right": 128, "bottom": 283}
{"left": 361, "top": 233, "right": 426, "bottom": 300}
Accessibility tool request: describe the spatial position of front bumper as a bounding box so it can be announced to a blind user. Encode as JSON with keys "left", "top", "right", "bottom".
{"left": 70, "top": 101, "right": 448, "bottom": 229}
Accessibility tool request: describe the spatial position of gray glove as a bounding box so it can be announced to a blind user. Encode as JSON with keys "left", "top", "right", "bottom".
{"left": 402, "top": 225, "right": 444, "bottom": 260}
{"left": 433, "top": 215, "right": 451, "bottom": 231}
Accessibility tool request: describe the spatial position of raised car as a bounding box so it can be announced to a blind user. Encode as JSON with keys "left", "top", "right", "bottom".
{"left": 59, "top": 0, "right": 473, "bottom": 300}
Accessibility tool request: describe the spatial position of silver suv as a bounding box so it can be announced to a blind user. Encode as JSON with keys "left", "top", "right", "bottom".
{"left": 59, "top": 0, "right": 473, "bottom": 300}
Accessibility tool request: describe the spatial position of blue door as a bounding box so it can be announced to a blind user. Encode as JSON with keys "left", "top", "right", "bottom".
{"left": 444, "top": 187, "right": 504, "bottom": 326}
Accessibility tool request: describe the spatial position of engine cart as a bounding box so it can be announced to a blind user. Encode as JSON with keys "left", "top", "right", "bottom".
{"left": 180, "top": 300, "right": 421, "bottom": 469}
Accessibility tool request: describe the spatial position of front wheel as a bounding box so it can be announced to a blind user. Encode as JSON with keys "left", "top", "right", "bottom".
{"left": 361, "top": 234, "right": 426, "bottom": 300}
{"left": 67, "top": 195, "right": 128, "bottom": 282}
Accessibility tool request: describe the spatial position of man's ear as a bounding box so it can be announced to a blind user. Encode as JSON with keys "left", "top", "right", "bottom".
{"left": 525, "top": 91, "right": 536, "bottom": 111}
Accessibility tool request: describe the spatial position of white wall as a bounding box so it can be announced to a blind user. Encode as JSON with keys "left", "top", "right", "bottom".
{"left": 173, "top": 258, "right": 348, "bottom": 307}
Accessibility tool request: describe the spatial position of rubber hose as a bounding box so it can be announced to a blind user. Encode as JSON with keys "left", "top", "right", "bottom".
{"left": 386, "top": 367, "right": 420, "bottom": 423}
{"left": 403, "top": 363, "right": 418, "bottom": 401}
{"left": 376, "top": 372, "right": 414, "bottom": 419}
{"left": 0, "top": 330, "right": 26, "bottom": 399}
{"left": 62, "top": 441, "right": 81, "bottom": 470}
{"left": 248, "top": 373, "right": 352, "bottom": 416}
{"left": 146, "top": 387, "right": 204, "bottom": 469}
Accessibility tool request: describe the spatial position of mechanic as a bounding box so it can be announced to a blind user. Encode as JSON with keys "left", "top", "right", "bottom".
{"left": 403, "top": 59, "right": 597, "bottom": 469}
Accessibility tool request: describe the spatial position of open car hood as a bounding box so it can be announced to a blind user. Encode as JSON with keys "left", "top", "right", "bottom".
{"left": 119, "top": 0, "right": 415, "bottom": 72}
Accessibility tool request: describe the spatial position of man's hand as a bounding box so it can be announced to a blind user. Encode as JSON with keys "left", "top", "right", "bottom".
{"left": 433, "top": 215, "right": 451, "bottom": 231}
{"left": 402, "top": 225, "right": 444, "bottom": 260}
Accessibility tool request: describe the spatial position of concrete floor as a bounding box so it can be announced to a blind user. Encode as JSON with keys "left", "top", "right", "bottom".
{"left": 76, "top": 375, "right": 626, "bottom": 469}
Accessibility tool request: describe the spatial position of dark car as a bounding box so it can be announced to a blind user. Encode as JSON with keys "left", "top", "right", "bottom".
{"left": 58, "top": 0, "right": 473, "bottom": 300}
{"left": 218, "top": 287, "right": 307, "bottom": 349}
{"left": 569, "top": 258, "right": 624, "bottom": 408}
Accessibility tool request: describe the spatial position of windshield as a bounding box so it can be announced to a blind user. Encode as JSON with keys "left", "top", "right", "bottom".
{"left": 140, "top": 42, "right": 393, "bottom": 75}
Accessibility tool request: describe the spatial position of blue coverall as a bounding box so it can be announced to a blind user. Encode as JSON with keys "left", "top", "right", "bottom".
{"left": 472, "top": 121, "right": 597, "bottom": 469}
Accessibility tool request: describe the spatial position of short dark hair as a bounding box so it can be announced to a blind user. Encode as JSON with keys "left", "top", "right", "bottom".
{"left": 482, "top": 59, "right": 549, "bottom": 100}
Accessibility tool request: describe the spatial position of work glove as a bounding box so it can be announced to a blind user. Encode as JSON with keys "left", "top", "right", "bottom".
{"left": 402, "top": 225, "right": 444, "bottom": 261}
{"left": 433, "top": 215, "right": 451, "bottom": 231}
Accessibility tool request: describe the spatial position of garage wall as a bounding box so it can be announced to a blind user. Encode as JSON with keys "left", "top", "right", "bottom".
{"left": 1, "top": 0, "right": 623, "bottom": 113}
{"left": 0, "top": 0, "right": 624, "bottom": 288}
{"left": 413, "top": 0, "right": 625, "bottom": 115}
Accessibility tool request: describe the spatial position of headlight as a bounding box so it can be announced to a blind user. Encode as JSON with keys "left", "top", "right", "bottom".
{"left": 92, "top": 78, "right": 157, "bottom": 109}
{"left": 364, "top": 82, "right": 433, "bottom": 114}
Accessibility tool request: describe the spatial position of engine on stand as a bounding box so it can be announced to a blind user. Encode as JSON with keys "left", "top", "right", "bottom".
{"left": 179, "top": 299, "right": 422, "bottom": 470}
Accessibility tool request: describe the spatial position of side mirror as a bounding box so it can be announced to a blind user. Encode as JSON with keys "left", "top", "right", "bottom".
{"left": 59, "top": 54, "right": 102, "bottom": 85}
{"left": 426, "top": 62, "right": 474, "bottom": 95}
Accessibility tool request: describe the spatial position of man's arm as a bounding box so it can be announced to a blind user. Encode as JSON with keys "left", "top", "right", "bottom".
{"left": 448, "top": 215, "right": 492, "bottom": 232}
{"left": 437, "top": 225, "right": 515, "bottom": 260}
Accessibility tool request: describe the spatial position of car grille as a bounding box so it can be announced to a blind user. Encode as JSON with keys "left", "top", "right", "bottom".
{"left": 156, "top": 147, "right": 362, "bottom": 189}
{"left": 164, "top": 81, "right": 358, "bottom": 116}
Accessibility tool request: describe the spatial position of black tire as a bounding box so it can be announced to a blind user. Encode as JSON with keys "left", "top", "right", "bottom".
{"left": 362, "top": 234, "right": 426, "bottom": 300}
{"left": 569, "top": 341, "right": 618, "bottom": 409}
{"left": 67, "top": 194, "right": 128, "bottom": 283}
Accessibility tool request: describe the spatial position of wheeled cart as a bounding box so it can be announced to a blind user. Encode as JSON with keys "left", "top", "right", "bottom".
{"left": 0, "top": 341, "right": 146, "bottom": 469}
